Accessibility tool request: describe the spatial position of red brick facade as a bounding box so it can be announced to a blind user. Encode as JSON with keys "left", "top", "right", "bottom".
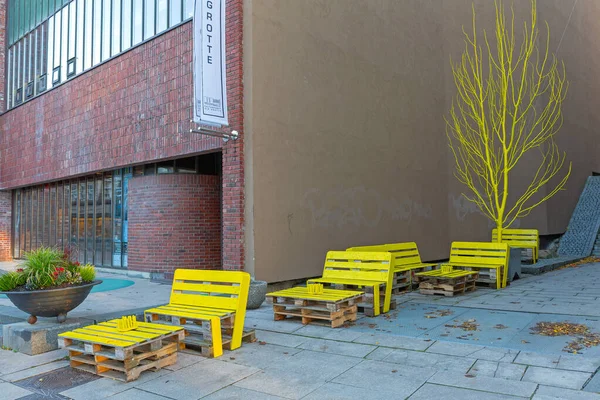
{"left": 0, "top": 0, "right": 245, "bottom": 272}
{"left": 128, "top": 174, "right": 221, "bottom": 279}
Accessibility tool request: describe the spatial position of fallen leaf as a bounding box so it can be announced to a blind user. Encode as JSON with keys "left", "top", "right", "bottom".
{"left": 229, "top": 357, "right": 236, "bottom": 360}
{"left": 465, "top": 374, "right": 475, "bottom": 378}
{"left": 258, "top": 341, "right": 267, "bottom": 345}
{"left": 494, "top": 324, "right": 508, "bottom": 330}
{"left": 521, "top": 340, "right": 530, "bottom": 344}
{"left": 391, "top": 370, "right": 397, "bottom": 373}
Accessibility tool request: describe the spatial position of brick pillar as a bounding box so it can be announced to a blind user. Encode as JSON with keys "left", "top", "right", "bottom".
{"left": 222, "top": 0, "right": 245, "bottom": 271}
{"left": 0, "top": 191, "right": 12, "bottom": 261}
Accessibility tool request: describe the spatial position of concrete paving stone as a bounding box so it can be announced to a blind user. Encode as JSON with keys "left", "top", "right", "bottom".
{"left": 293, "top": 325, "right": 336, "bottom": 338}
{"left": 522, "top": 366, "right": 592, "bottom": 390}
{"left": 558, "top": 354, "right": 600, "bottom": 372}
{"left": 252, "top": 330, "right": 309, "bottom": 348}
{"left": 353, "top": 333, "right": 433, "bottom": 351}
{"left": 514, "top": 352, "right": 561, "bottom": 368}
{"left": 235, "top": 369, "right": 327, "bottom": 399}
{"left": 140, "top": 359, "right": 260, "bottom": 400}
{"left": 0, "top": 381, "right": 32, "bottom": 400}
{"left": 164, "top": 352, "right": 204, "bottom": 371}
{"left": 201, "top": 385, "right": 287, "bottom": 399}
{"left": 297, "top": 337, "right": 377, "bottom": 358}
{"left": 302, "top": 382, "right": 404, "bottom": 400}
{"left": 426, "top": 341, "right": 486, "bottom": 357}
{"left": 265, "top": 350, "right": 362, "bottom": 380}
{"left": 1, "top": 359, "right": 69, "bottom": 382}
{"left": 583, "top": 369, "right": 600, "bottom": 393}
{"left": 364, "top": 347, "right": 394, "bottom": 361}
{"left": 534, "top": 385, "right": 600, "bottom": 399}
{"left": 60, "top": 369, "right": 172, "bottom": 400}
{"left": 470, "top": 347, "right": 519, "bottom": 362}
{"left": 220, "top": 343, "right": 303, "bottom": 370}
{"left": 468, "top": 360, "right": 498, "bottom": 377}
{"left": 323, "top": 329, "right": 365, "bottom": 342}
{"left": 0, "top": 348, "right": 66, "bottom": 376}
{"left": 331, "top": 360, "right": 433, "bottom": 398}
{"left": 383, "top": 349, "right": 476, "bottom": 373}
{"left": 106, "top": 388, "right": 171, "bottom": 399}
{"left": 408, "top": 383, "right": 527, "bottom": 399}
{"left": 427, "top": 370, "right": 538, "bottom": 397}
{"left": 244, "top": 317, "right": 302, "bottom": 333}
{"left": 495, "top": 362, "right": 527, "bottom": 380}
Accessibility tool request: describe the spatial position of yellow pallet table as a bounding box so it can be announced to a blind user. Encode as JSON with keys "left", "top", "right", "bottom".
{"left": 58, "top": 319, "right": 184, "bottom": 382}
{"left": 267, "top": 286, "right": 364, "bottom": 328}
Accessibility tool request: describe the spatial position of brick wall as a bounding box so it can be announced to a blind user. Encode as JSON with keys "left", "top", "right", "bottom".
{"left": 0, "top": 0, "right": 5, "bottom": 111}
{"left": 0, "top": 0, "right": 246, "bottom": 271}
{"left": 0, "top": 191, "right": 11, "bottom": 261}
{"left": 128, "top": 174, "right": 221, "bottom": 279}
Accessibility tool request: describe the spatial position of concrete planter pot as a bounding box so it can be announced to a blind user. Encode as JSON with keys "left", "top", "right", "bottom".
{"left": 0, "top": 280, "right": 102, "bottom": 324}
{"left": 247, "top": 280, "right": 268, "bottom": 309}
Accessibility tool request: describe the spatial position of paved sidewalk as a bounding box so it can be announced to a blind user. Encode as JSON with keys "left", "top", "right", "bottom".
{"left": 1, "top": 263, "right": 600, "bottom": 399}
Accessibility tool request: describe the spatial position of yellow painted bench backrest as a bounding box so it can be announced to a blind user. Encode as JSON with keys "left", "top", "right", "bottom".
{"left": 347, "top": 242, "right": 425, "bottom": 270}
{"left": 449, "top": 242, "right": 509, "bottom": 268}
{"left": 322, "top": 251, "right": 393, "bottom": 282}
{"left": 169, "top": 269, "right": 250, "bottom": 313}
{"left": 491, "top": 229, "right": 539, "bottom": 246}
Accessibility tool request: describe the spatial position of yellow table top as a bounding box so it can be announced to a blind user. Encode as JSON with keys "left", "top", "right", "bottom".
{"left": 267, "top": 286, "right": 364, "bottom": 302}
{"left": 58, "top": 319, "right": 183, "bottom": 348}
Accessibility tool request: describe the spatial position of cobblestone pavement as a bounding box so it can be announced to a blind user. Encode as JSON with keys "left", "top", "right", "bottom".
{"left": 2, "top": 263, "right": 600, "bottom": 399}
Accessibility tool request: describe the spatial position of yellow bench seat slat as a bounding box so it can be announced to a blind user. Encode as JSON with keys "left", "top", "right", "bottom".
{"left": 148, "top": 303, "right": 233, "bottom": 316}
{"left": 172, "top": 282, "right": 241, "bottom": 295}
{"left": 58, "top": 331, "right": 137, "bottom": 348}
{"left": 308, "top": 277, "right": 384, "bottom": 286}
{"left": 145, "top": 307, "right": 232, "bottom": 321}
{"left": 416, "top": 269, "right": 478, "bottom": 278}
{"left": 80, "top": 325, "right": 159, "bottom": 340}
{"left": 100, "top": 321, "right": 182, "bottom": 335}
{"left": 267, "top": 287, "right": 363, "bottom": 301}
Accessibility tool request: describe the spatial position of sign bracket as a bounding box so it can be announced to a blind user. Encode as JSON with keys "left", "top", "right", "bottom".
{"left": 189, "top": 121, "right": 239, "bottom": 142}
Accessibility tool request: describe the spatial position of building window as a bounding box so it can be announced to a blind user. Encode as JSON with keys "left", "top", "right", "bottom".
{"left": 6, "top": 0, "right": 191, "bottom": 110}
{"left": 11, "top": 168, "right": 132, "bottom": 268}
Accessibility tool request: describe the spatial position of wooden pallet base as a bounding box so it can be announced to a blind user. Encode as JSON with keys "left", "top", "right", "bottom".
{"left": 63, "top": 337, "right": 180, "bottom": 382}
{"left": 357, "top": 299, "right": 397, "bottom": 317}
{"left": 273, "top": 303, "right": 358, "bottom": 328}
{"left": 409, "top": 266, "right": 437, "bottom": 288}
{"left": 182, "top": 329, "right": 257, "bottom": 357}
{"left": 417, "top": 273, "right": 478, "bottom": 297}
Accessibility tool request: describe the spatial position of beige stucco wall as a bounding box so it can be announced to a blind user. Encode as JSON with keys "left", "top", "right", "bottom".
{"left": 244, "top": 0, "right": 600, "bottom": 282}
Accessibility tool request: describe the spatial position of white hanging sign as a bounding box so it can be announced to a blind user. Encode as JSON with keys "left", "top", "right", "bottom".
{"left": 194, "top": 0, "right": 228, "bottom": 126}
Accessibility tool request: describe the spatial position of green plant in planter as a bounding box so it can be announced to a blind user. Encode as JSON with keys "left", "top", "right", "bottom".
{"left": 1, "top": 247, "right": 97, "bottom": 292}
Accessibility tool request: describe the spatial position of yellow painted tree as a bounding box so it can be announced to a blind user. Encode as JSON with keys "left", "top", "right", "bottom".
{"left": 446, "top": 0, "right": 571, "bottom": 241}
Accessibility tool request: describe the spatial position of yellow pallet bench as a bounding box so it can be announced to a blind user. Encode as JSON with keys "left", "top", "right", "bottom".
{"left": 492, "top": 228, "right": 539, "bottom": 263}
{"left": 144, "top": 269, "right": 252, "bottom": 358}
{"left": 308, "top": 251, "right": 394, "bottom": 316}
{"left": 347, "top": 242, "right": 438, "bottom": 289}
{"left": 442, "top": 242, "right": 509, "bottom": 289}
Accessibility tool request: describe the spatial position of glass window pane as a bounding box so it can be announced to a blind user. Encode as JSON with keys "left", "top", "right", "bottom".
{"left": 122, "top": 0, "right": 131, "bottom": 51}
{"left": 54, "top": 10, "right": 61, "bottom": 68}
{"left": 113, "top": 170, "right": 122, "bottom": 267}
{"left": 76, "top": 0, "right": 84, "bottom": 74}
{"left": 144, "top": 0, "right": 155, "bottom": 40}
{"left": 86, "top": 179, "right": 94, "bottom": 264}
{"left": 122, "top": 170, "right": 130, "bottom": 267}
{"left": 103, "top": 174, "right": 113, "bottom": 266}
{"left": 13, "top": 191, "right": 20, "bottom": 259}
{"left": 47, "top": 16, "right": 54, "bottom": 87}
{"left": 20, "top": 190, "right": 26, "bottom": 254}
{"left": 95, "top": 177, "right": 103, "bottom": 265}
{"left": 31, "top": 188, "right": 37, "bottom": 249}
{"left": 7, "top": 48, "right": 12, "bottom": 108}
{"left": 61, "top": 7, "right": 68, "bottom": 81}
{"left": 57, "top": 184, "right": 63, "bottom": 248}
{"left": 78, "top": 180, "right": 85, "bottom": 263}
{"left": 42, "top": 186, "right": 49, "bottom": 247}
{"left": 42, "top": 0, "right": 48, "bottom": 22}
{"left": 132, "top": 0, "right": 142, "bottom": 45}
{"left": 112, "top": 0, "right": 121, "bottom": 55}
{"left": 157, "top": 160, "right": 174, "bottom": 174}
{"left": 185, "top": 0, "right": 193, "bottom": 19}
{"left": 176, "top": 157, "right": 197, "bottom": 174}
{"left": 84, "top": 0, "right": 92, "bottom": 69}
{"left": 157, "top": 0, "right": 167, "bottom": 33}
{"left": 92, "top": 0, "right": 101, "bottom": 65}
{"left": 102, "top": 0, "right": 112, "bottom": 61}
{"left": 68, "top": 2, "right": 76, "bottom": 59}
{"left": 50, "top": 184, "right": 56, "bottom": 247}
{"left": 170, "top": 0, "right": 182, "bottom": 27}
{"left": 70, "top": 182, "right": 78, "bottom": 254}
{"left": 63, "top": 183, "right": 70, "bottom": 252}
{"left": 25, "top": 190, "right": 31, "bottom": 252}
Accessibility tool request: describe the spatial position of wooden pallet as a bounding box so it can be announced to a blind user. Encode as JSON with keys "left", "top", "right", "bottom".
{"left": 408, "top": 265, "right": 437, "bottom": 288}
{"left": 391, "top": 270, "right": 411, "bottom": 294}
{"left": 417, "top": 273, "right": 478, "bottom": 297}
{"left": 267, "top": 289, "right": 363, "bottom": 328}
{"left": 58, "top": 322, "right": 183, "bottom": 382}
{"left": 468, "top": 268, "right": 505, "bottom": 288}
{"left": 144, "top": 312, "right": 255, "bottom": 358}
{"left": 328, "top": 283, "right": 395, "bottom": 317}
